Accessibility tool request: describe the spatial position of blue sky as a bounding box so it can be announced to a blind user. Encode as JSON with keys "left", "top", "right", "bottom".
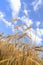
{"left": 0, "top": 0, "right": 43, "bottom": 45}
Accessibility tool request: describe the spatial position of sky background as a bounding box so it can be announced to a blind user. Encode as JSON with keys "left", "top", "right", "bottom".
{"left": 0, "top": 0, "right": 43, "bottom": 46}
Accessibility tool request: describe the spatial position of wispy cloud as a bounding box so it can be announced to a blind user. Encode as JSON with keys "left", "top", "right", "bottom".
{"left": 0, "top": 11, "right": 15, "bottom": 32}
{"left": 36, "top": 21, "right": 40, "bottom": 27}
{"left": 19, "top": 16, "right": 42, "bottom": 45}
{"left": 0, "top": 12, "right": 4, "bottom": 19}
{"left": 21, "top": 2, "right": 31, "bottom": 16}
{"left": 0, "top": 12, "right": 11, "bottom": 26}
{"left": 32, "top": 0, "right": 43, "bottom": 11}
{"left": 8, "top": 0, "right": 21, "bottom": 18}
{"left": 26, "top": 28, "right": 42, "bottom": 45}
{"left": 36, "top": 28, "right": 43, "bottom": 37}
{"left": 20, "top": 16, "right": 33, "bottom": 27}
{"left": 23, "top": 9, "right": 28, "bottom": 15}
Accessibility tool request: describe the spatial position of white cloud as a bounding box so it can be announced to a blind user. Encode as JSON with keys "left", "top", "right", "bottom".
{"left": 20, "top": 16, "right": 33, "bottom": 27}
{"left": 40, "top": 29, "right": 43, "bottom": 35}
{"left": 3, "top": 19, "right": 15, "bottom": 32}
{"left": 0, "top": 12, "right": 11, "bottom": 26}
{"left": 23, "top": 9, "right": 30, "bottom": 16}
{"left": 0, "top": 12, "right": 12, "bottom": 27}
{"left": 36, "top": 28, "right": 43, "bottom": 37}
{"left": 8, "top": 0, "right": 21, "bottom": 18}
{"left": 25, "top": 28, "right": 42, "bottom": 45}
{"left": 0, "top": 11, "right": 15, "bottom": 32}
{"left": 22, "top": 2, "right": 31, "bottom": 16}
{"left": 0, "top": 12, "right": 4, "bottom": 19}
{"left": 32, "top": 0, "right": 42, "bottom": 11}
{"left": 19, "top": 16, "right": 42, "bottom": 45}
{"left": 3, "top": 19, "right": 12, "bottom": 27}
{"left": 36, "top": 21, "right": 40, "bottom": 27}
{"left": 23, "top": 9, "right": 28, "bottom": 15}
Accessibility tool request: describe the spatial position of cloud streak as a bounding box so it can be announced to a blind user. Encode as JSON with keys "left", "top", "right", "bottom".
{"left": 0, "top": 11, "right": 15, "bottom": 32}
{"left": 32, "top": 0, "right": 43, "bottom": 11}
{"left": 20, "top": 16, "right": 33, "bottom": 27}
{"left": 19, "top": 16, "right": 43, "bottom": 45}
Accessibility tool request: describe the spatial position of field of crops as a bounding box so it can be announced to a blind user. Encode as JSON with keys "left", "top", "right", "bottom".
{"left": 0, "top": 32, "right": 43, "bottom": 65}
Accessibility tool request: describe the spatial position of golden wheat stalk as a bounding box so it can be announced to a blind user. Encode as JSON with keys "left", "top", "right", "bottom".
{"left": 18, "top": 33, "right": 26, "bottom": 40}
{"left": 33, "top": 46, "right": 43, "bottom": 48}
{"left": 24, "top": 26, "right": 32, "bottom": 31}
{"left": 6, "top": 32, "right": 20, "bottom": 42}
{"left": 13, "top": 32, "right": 20, "bottom": 37}
{"left": 26, "top": 57, "right": 40, "bottom": 65}
{"left": 0, "top": 56, "right": 12, "bottom": 64}
{"left": 35, "top": 49, "right": 43, "bottom": 52}
{"left": 10, "top": 18, "right": 19, "bottom": 22}
{"left": 14, "top": 24, "right": 24, "bottom": 29}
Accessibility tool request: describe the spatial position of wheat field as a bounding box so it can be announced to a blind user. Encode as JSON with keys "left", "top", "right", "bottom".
{"left": 0, "top": 32, "right": 43, "bottom": 65}
{"left": 0, "top": 24, "right": 43, "bottom": 65}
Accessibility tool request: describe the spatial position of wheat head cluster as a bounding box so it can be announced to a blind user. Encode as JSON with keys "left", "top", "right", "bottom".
{"left": 0, "top": 27, "right": 43, "bottom": 65}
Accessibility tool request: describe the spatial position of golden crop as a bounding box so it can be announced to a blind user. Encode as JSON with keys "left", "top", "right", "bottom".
{"left": 0, "top": 22, "right": 43, "bottom": 65}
